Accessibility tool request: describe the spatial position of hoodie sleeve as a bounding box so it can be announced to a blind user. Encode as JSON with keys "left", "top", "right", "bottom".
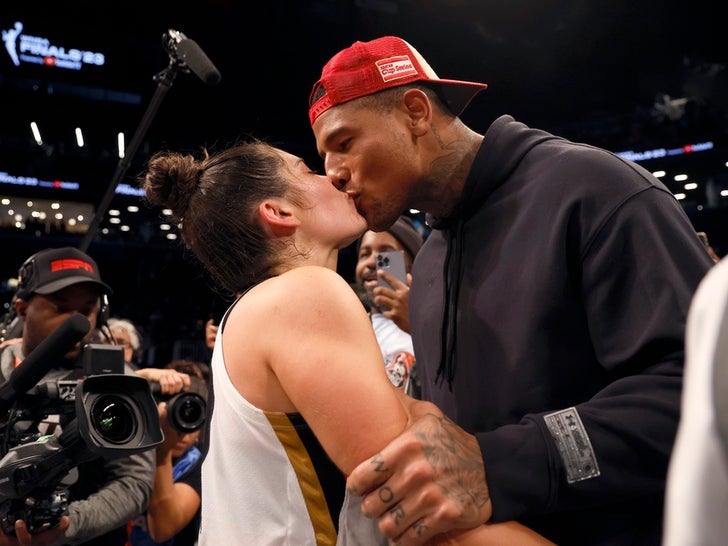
{"left": 479, "top": 185, "right": 713, "bottom": 521}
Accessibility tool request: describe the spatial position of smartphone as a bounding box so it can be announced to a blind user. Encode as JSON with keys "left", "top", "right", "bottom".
{"left": 376, "top": 250, "right": 407, "bottom": 290}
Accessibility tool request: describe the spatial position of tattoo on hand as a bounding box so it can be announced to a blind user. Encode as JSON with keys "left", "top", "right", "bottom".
{"left": 378, "top": 486, "right": 394, "bottom": 504}
{"left": 417, "top": 412, "right": 491, "bottom": 512}
{"left": 370, "top": 452, "right": 387, "bottom": 472}
{"left": 414, "top": 519, "right": 429, "bottom": 537}
{"left": 390, "top": 503, "right": 405, "bottom": 525}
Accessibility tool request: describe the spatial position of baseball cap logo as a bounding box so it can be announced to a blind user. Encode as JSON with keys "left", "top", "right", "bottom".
{"left": 50, "top": 258, "right": 95, "bottom": 274}
{"left": 376, "top": 56, "right": 418, "bottom": 82}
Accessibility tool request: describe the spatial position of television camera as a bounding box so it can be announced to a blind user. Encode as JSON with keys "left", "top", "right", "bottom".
{"left": 0, "top": 314, "right": 162, "bottom": 535}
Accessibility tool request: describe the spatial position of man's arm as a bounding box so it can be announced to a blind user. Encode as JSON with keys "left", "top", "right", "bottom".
{"left": 63, "top": 449, "right": 155, "bottom": 544}
{"left": 346, "top": 400, "right": 492, "bottom": 544}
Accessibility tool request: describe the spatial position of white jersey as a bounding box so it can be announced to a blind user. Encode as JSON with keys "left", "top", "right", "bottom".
{"left": 663, "top": 259, "right": 728, "bottom": 545}
{"left": 199, "top": 301, "right": 344, "bottom": 545}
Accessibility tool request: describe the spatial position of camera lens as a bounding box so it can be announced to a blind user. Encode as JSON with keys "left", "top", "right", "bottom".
{"left": 168, "top": 393, "right": 206, "bottom": 433}
{"left": 90, "top": 394, "right": 137, "bottom": 444}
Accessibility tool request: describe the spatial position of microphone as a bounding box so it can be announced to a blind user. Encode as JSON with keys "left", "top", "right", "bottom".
{"left": 165, "top": 29, "right": 221, "bottom": 86}
{"left": 0, "top": 313, "right": 90, "bottom": 413}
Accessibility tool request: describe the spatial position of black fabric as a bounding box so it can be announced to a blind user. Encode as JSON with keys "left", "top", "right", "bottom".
{"left": 286, "top": 412, "right": 346, "bottom": 531}
{"left": 411, "top": 115, "right": 715, "bottom": 544}
{"left": 171, "top": 456, "right": 203, "bottom": 546}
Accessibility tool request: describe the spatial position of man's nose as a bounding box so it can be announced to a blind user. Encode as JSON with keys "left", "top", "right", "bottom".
{"left": 325, "top": 157, "right": 349, "bottom": 190}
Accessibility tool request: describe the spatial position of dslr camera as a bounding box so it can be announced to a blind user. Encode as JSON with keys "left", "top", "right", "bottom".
{"left": 0, "top": 342, "right": 162, "bottom": 535}
{"left": 151, "top": 375, "right": 207, "bottom": 434}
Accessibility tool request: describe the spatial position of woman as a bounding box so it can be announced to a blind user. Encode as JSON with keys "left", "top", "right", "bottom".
{"left": 140, "top": 140, "right": 553, "bottom": 546}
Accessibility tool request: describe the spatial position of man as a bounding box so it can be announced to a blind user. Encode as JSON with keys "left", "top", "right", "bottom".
{"left": 354, "top": 215, "right": 424, "bottom": 397}
{"left": 309, "top": 36, "right": 715, "bottom": 545}
{"left": 0, "top": 247, "right": 156, "bottom": 546}
{"left": 104, "top": 317, "right": 143, "bottom": 369}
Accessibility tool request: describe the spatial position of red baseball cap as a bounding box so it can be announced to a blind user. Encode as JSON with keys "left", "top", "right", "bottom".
{"left": 309, "top": 36, "right": 488, "bottom": 126}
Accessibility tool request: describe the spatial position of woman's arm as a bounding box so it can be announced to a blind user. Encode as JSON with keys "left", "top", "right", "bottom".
{"left": 231, "top": 266, "right": 553, "bottom": 545}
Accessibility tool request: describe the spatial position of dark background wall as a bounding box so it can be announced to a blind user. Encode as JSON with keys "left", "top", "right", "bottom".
{"left": 1, "top": 0, "right": 726, "bottom": 365}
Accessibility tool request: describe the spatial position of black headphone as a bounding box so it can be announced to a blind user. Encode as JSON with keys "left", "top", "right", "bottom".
{"left": 15, "top": 255, "right": 37, "bottom": 301}
{"left": 14, "top": 254, "right": 111, "bottom": 330}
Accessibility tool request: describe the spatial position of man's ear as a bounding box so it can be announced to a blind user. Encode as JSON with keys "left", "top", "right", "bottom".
{"left": 258, "top": 199, "right": 300, "bottom": 237}
{"left": 401, "top": 88, "right": 432, "bottom": 136}
{"left": 14, "top": 298, "right": 28, "bottom": 319}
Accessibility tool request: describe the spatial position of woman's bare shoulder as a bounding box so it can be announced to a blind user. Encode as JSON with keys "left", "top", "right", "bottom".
{"left": 235, "top": 266, "right": 360, "bottom": 324}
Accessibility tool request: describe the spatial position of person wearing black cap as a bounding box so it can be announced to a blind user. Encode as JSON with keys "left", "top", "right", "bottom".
{"left": 354, "top": 215, "right": 424, "bottom": 397}
{"left": 310, "top": 36, "right": 714, "bottom": 545}
{"left": 0, "top": 247, "right": 156, "bottom": 546}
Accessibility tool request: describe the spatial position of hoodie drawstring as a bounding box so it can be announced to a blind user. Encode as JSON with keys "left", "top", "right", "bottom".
{"left": 436, "top": 219, "right": 464, "bottom": 391}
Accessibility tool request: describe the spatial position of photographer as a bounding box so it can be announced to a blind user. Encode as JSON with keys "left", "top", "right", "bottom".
{"left": 131, "top": 360, "right": 209, "bottom": 546}
{"left": 0, "top": 247, "right": 156, "bottom": 546}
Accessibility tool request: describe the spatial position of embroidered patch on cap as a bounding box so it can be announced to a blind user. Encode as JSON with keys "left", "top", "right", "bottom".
{"left": 376, "top": 56, "right": 418, "bottom": 82}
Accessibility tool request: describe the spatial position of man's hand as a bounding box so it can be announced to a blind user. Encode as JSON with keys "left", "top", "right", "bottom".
{"left": 205, "top": 319, "right": 218, "bottom": 351}
{"left": 135, "top": 368, "right": 190, "bottom": 396}
{"left": 154, "top": 401, "right": 186, "bottom": 458}
{"left": 0, "top": 516, "right": 70, "bottom": 546}
{"left": 346, "top": 400, "right": 492, "bottom": 546}
{"left": 0, "top": 338, "right": 22, "bottom": 350}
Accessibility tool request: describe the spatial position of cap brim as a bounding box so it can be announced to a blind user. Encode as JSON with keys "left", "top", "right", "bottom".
{"left": 425, "top": 80, "right": 488, "bottom": 116}
{"left": 34, "top": 277, "right": 113, "bottom": 296}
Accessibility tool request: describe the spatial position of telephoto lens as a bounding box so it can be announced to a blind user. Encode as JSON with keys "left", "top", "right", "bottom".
{"left": 166, "top": 390, "right": 206, "bottom": 433}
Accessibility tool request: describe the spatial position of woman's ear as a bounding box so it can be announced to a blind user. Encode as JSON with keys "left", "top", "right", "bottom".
{"left": 258, "top": 199, "right": 299, "bottom": 237}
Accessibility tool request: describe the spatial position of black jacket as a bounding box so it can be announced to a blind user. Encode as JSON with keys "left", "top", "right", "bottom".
{"left": 409, "top": 115, "right": 714, "bottom": 545}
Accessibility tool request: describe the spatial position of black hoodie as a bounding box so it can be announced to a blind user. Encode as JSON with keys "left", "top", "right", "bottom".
{"left": 409, "top": 115, "right": 714, "bottom": 545}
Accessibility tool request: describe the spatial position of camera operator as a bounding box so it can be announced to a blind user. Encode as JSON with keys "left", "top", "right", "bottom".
{"left": 0, "top": 247, "right": 156, "bottom": 546}
{"left": 131, "top": 359, "right": 209, "bottom": 546}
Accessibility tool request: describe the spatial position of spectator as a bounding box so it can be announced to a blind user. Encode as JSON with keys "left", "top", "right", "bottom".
{"left": 308, "top": 35, "right": 714, "bottom": 545}
{"left": 131, "top": 359, "right": 210, "bottom": 546}
{"left": 105, "top": 317, "right": 144, "bottom": 369}
{"left": 354, "top": 215, "right": 424, "bottom": 396}
{"left": 0, "top": 247, "right": 155, "bottom": 546}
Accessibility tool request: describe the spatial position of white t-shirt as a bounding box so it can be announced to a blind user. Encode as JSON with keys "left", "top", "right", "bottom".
{"left": 663, "top": 259, "right": 728, "bottom": 545}
{"left": 371, "top": 313, "right": 417, "bottom": 396}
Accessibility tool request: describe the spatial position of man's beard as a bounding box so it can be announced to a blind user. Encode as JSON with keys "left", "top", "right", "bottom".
{"left": 351, "top": 282, "right": 378, "bottom": 313}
